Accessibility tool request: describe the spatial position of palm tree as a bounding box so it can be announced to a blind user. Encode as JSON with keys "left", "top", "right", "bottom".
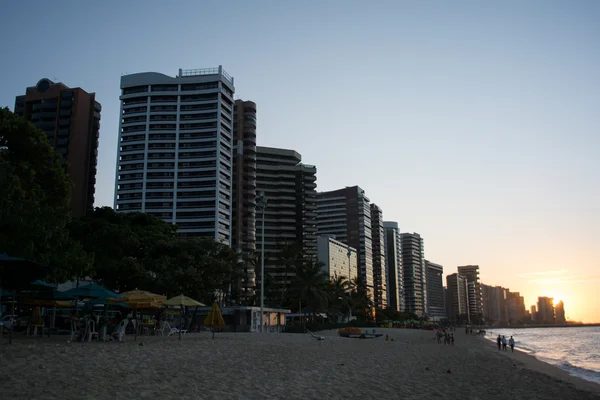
{"left": 351, "top": 275, "right": 372, "bottom": 320}
{"left": 326, "top": 273, "right": 352, "bottom": 322}
{"left": 287, "top": 259, "right": 329, "bottom": 322}
{"left": 276, "top": 242, "right": 302, "bottom": 307}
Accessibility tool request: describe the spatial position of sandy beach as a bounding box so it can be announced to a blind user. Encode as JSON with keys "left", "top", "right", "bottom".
{"left": 1, "top": 328, "right": 599, "bottom": 400}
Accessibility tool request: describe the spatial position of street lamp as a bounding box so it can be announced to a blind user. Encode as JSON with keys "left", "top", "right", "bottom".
{"left": 347, "top": 248, "right": 353, "bottom": 323}
{"left": 256, "top": 191, "right": 268, "bottom": 333}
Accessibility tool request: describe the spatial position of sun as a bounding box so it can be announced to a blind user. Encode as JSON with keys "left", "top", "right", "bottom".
{"left": 552, "top": 297, "right": 562, "bottom": 306}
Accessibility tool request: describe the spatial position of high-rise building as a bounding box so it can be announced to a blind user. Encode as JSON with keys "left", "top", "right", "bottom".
{"left": 555, "top": 301, "right": 566, "bottom": 324}
{"left": 316, "top": 186, "right": 374, "bottom": 301}
{"left": 481, "top": 284, "right": 507, "bottom": 324}
{"left": 370, "top": 204, "right": 387, "bottom": 309}
{"left": 530, "top": 305, "right": 537, "bottom": 322}
{"left": 15, "top": 78, "right": 101, "bottom": 216}
{"left": 231, "top": 100, "right": 257, "bottom": 299}
{"left": 457, "top": 265, "right": 483, "bottom": 318}
{"left": 446, "top": 273, "right": 469, "bottom": 322}
{"left": 537, "top": 296, "right": 555, "bottom": 324}
{"left": 400, "top": 233, "right": 426, "bottom": 316}
{"left": 383, "top": 221, "right": 403, "bottom": 312}
{"left": 425, "top": 261, "right": 445, "bottom": 319}
{"left": 256, "top": 146, "right": 317, "bottom": 300}
{"left": 317, "top": 235, "right": 358, "bottom": 281}
{"left": 507, "top": 292, "right": 526, "bottom": 322}
{"left": 114, "top": 67, "right": 235, "bottom": 244}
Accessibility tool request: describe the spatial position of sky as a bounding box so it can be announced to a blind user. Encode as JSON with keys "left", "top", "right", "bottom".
{"left": 1, "top": 1, "right": 599, "bottom": 322}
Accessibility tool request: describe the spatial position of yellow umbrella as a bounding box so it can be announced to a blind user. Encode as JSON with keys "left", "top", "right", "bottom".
{"left": 204, "top": 303, "right": 225, "bottom": 339}
{"left": 117, "top": 290, "right": 166, "bottom": 303}
{"left": 163, "top": 294, "right": 205, "bottom": 307}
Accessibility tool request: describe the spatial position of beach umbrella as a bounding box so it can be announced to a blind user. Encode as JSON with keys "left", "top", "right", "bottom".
{"left": 163, "top": 295, "right": 205, "bottom": 340}
{"left": 204, "top": 302, "right": 225, "bottom": 339}
{"left": 61, "top": 283, "right": 123, "bottom": 301}
{"left": 115, "top": 290, "right": 166, "bottom": 303}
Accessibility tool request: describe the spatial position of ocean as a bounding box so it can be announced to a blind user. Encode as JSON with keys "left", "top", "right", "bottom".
{"left": 486, "top": 326, "right": 600, "bottom": 385}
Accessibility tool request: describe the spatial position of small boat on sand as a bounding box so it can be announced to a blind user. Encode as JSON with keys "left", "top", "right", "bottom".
{"left": 338, "top": 327, "right": 383, "bottom": 339}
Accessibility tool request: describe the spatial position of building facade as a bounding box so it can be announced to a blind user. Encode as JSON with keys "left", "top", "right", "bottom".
{"left": 370, "top": 204, "right": 387, "bottom": 309}
{"left": 425, "top": 260, "right": 446, "bottom": 319}
{"left": 114, "top": 67, "right": 235, "bottom": 244}
{"left": 457, "top": 265, "right": 483, "bottom": 319}
{"left": 555, "top": 301, "right": 566, "bottom": 324}
{"left": 15, "top": 78, "right": 101, "bottom": 216}
{"left": 316, "top": 186, "right": 374, "bottom": 301}
{"left": 231, "top": 100, "right": 257, "bottom": 299}
{"left": 256, "top": 146, "right": 317, "bottom": 301}
{"left": 537, "top": 296, "right": 555, "bottom": 324}
{"left": 316, "top": 235, "right": 358, "bottom": 281}
{"left": 446, "top": 273, "right": 469, "bottom": 322}
{"left": 400, "top": 233, "right": 426, "bottom": 316}
{"left": 383, "top": 221, "right": 403, "bottom": 312}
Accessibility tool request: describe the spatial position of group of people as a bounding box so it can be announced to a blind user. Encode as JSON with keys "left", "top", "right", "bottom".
{"left": 497, "top": 335, "right": 515, "bottom": 352}
{"left": 436, "top": 328, "right": 454, "bottom": 346}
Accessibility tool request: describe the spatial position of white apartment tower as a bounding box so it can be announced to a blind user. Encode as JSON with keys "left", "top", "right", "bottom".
{"left": 114, "top": 67, "right": 235, "bottom": 244}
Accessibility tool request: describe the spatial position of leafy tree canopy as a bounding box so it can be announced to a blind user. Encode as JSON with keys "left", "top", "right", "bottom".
{"left": 0, "top": 108, "right": 92, "bottom": 282}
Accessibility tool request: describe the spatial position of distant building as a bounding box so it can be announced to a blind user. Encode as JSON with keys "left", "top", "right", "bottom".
{"left": 425, "top": 261, "right": 446, "bottom": 320}
{"left": 256, "top": 146, "right": 317, "bottom": 299}
{"left": 457, "top": 265, "right": 483, "bottom": 318}
{"left": 231, "top": 100, "right": 257, "bottom": 300}
{"left": 383, "top": 222, "right": 403, "bottom": 312}
{"left": 316, "top": 186, "right": 374, "bottom": 302}
{"left": 537, "top": 297, "right": 555, "bottom": 324}
{"left": 530, "top": 305, "right": 537, "bottom": 322}
{"left": 317, "top": 235, "right": 358, "bottom": 281}
{"left": 481, "top": 284, "right": 508, "bottom": 325}
{"left": 400, "top": 233, "right": 426, "bottom": 316}
{"left": 446, "top": 273, "right": 469, "bottom": 322}
{"left": 370, "top": 204, "right": 387, "bottom": 309}
{"left": 15, "top": 78, "right": 101, "bottom": 216}
{"left": 555, "top": 300, "right": 566, "bottom": 324}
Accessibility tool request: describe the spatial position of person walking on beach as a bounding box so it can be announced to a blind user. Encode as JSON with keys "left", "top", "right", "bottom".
{"left": 509, "top": 336, "right": 515, "bottom": 352}
{"left": 497, "top": 335, "right": 502, "bottom": 350}
{"left": 501, "top": 335, "right": 508, "bottom": 351}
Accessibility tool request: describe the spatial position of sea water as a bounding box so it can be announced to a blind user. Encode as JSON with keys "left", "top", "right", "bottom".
{"left": 486, "top": 326, "right": 600, "bottom": 385}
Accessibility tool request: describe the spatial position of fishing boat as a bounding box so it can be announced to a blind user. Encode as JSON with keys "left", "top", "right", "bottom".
{"left": 338, "top": 327, "right": 383, "bottom": 339}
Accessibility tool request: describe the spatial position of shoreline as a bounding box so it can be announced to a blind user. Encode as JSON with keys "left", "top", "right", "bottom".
{"left": 476, "top": 333, "right": 600, "bottom": 395}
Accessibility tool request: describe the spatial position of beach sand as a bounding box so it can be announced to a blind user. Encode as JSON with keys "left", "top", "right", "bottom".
{"left": 1, "top": 328, "right": 599, "bottom": 400}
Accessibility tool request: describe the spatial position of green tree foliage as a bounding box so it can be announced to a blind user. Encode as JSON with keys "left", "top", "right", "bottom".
{"left": 286, "top": 259, "right": 329, "bottom": 321}
{"left": 0, "top": 108, "right": 93, "bottom": 282}
{"left": 69, "top": 207, "right": 242, "bottom": 304}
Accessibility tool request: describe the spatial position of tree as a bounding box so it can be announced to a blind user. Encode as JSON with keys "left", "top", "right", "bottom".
{"left": 350, "top": 275, "right": 372, "bottom": 321}
{"left": 276, "top": 242, "right": 302, "bottom": 307}
{"left": 325, "top": 273, "right": 352, "bottom": 322}
{"left": 0, "top": 108, "right": 93, "bottom": 282}
{"left": 286, "top": 259, "right": 329, "bottom": 321}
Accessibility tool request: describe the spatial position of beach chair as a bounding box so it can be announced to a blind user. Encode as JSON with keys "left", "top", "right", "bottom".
{"left": 157, "top": 321, "right": 179, "bottom": 336}
{"left": 85, "top": 320, "right": 99, "bottom": 342}
{"left": 112, "top": 319, "right": 128, "bottom": 343}
{"left": 70, "top": 320, "right": 82, "bottom": 342}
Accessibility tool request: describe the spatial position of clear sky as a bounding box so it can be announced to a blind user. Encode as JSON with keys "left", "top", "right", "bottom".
{"left": 1, "top": 1, "right": 598, "bottom": 322}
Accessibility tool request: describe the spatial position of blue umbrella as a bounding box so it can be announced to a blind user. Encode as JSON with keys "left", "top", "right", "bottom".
{"left": 60, "top": 283, "right": 123, "bottom": 301}
{"left": 31, "top": 280, "right": 57, "bottom": 289}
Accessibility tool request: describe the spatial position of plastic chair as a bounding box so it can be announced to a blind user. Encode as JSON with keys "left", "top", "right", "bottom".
{"left": 85, "top": 320, "right": 99, "bottom": 342}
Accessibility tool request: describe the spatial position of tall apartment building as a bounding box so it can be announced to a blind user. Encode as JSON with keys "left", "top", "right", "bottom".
{"left": 537, "top": 296, "right": 555, "bottom": 324}
{"left": 231, "top": 100, "right": 257, "bottom": 299}
{"left": 400, "top": 233, "right": 426, "bottom": 316}
{"left": 446, "top": 273, "right": 469, "bottom": 322}
{"left": 555, "top": 300, "right": 566, "bottom": 324}
{"left": 425, "top": 260, "right": 445, "bottom": 319}
{"left": 316, "top": 235, "right": 358, "bottom": 281}
{"left": 114, "top": 67, "right": 235, "bottom": 244}
{"left": 15, "top": 78, "right": 101, "bottom": 216}
{"left": 383, "top": 222, "right": 403, "bottom": 312}
{"left": 370, "top": 204, "right": 387, "bottom": 309}
{"left": 482, "top": 284, "right": 506, "bottom": 324}
{"left": 530, "top": 305, "right": 537, "bottom": 322}
{"left": 457, "top": 265, "right": 483, "bottom": 318}
{"left": 316, "top": 186, "right": 374, "bottom": 301}
{"left": 256, "top": 146, "right": 317, "bottom": 299}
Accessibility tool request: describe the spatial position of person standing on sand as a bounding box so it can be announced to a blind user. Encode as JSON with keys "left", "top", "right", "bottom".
{"left": 509, "top": 336, "right": 515, "bottom": 352}
{"left": 501, "top": 335, "right": 507, "bottom": 351}
{"left": 497, "top": 335, "right": 502, "bottom": 350}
